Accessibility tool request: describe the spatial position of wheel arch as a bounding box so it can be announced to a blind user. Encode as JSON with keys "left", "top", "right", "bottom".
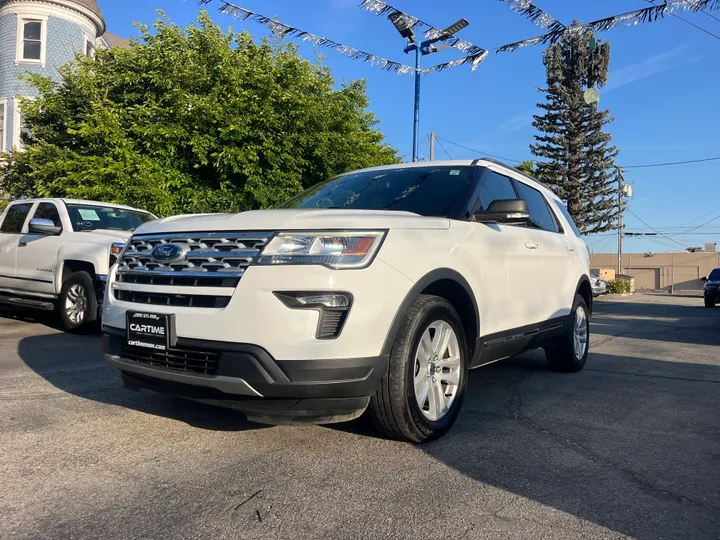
{"left": 62, "top": 259, "right": 97, "bottom": 283}
{"left": 576, "top": 275, "right": 593, "bottom": 317}
{"left": 381, "top": 268, "right": 480, "bottom": 359}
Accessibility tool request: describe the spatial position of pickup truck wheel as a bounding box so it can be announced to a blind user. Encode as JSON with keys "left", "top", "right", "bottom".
{"left": 544, "top": 294, "right": 589, "bottom": 373}
{"left": 369, "top": 294, "right": 468, "bottom": 443}
{"left": 704, "top": 296, "right": 715, "bottom": 308}
{"left": 59, "top": 271, "right": 98, "bottom": 332}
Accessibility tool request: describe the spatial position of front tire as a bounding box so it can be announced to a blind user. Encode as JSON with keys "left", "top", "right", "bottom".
{"left": 544, "top": 294, "right": 590, "bottom": 373}
{"left": 704, "top": 296, "right": 716, "bottom": 308}
{"left": 59, "top": 271, "right": 98, "bottom": 333}
{"left": 369, "top": 295, "right": 468, "bottom": 443}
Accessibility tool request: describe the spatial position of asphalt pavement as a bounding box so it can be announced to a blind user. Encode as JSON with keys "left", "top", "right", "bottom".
{"left": 0, "top": 294, "right": 718, "bottom": 539}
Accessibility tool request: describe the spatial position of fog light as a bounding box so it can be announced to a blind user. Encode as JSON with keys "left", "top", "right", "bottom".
{"left": 274, "top": 291, "right": 353, "bottom": 339}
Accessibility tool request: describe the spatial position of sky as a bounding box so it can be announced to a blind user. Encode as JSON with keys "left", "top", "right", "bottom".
{"left": 97, "top": 0, "right": 720, "bottom": 254}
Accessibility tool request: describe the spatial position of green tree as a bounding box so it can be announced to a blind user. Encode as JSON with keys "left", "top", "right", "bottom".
{"left": 0, "top": 12, "right": 399, "bottom": 216}
{"left": 531, "top": 25, "right": 619, "bottom": 234}
{"left": 515, "top": 160, "right": 535, "bottom": 176}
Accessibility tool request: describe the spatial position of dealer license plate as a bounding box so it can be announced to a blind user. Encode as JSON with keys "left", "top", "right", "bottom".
{"left": 126, "top": 312, "right": 174, "bottom": 351}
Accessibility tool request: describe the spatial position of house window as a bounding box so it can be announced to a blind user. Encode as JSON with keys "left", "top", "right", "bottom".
{"left": 13, "top": 101, "right": 32, "bottom": 151}
{"left": 0, "top": 100, "right": 6, "bottom": 151}
{"left": 85, "top": 38, "right": 95, "bottom": 57}
{"left": 16, "top": 18, "right": 47, "bottom": 65}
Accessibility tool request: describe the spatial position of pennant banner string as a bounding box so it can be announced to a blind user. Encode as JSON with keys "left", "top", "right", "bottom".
{"left": 496, "top": 0, "right": 565, "bottom": 33}
{"left": 496, "top": 0, "right": 720, "bottom": 53}
{"left": 207, "top": 1, "right": 487, "bottom": 76}
{"left": 216, "top": 1, "right": 415, "bottom": 74}
{"left": 358, "top": 0, "right": 487, "bottom": 56}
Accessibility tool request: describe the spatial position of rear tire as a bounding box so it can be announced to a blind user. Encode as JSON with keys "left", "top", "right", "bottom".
{"left": 544, "top": 294, "right": 589, "bottom": 373}
{"left": 59, "top": 271, "right": 98, "bottom": 333}
{"left": 704, "top": 296, "right": 715, "bottom": 308}
{"left": 369, "top": 295, "right": 468, "bottom": 443}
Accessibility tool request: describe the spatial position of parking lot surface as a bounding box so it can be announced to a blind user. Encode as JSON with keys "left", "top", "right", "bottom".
{"left": 1, "top": 294, "right": 718, "bottom": 539}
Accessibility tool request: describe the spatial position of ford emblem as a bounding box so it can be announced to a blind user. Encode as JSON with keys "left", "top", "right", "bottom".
{"left": 151, "top": 243, "right": 184, "bottom": 263}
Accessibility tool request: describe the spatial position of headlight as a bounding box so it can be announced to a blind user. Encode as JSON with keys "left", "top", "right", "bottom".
{"left": 110, "top": 242, "right": 125, "bottom": 267}
{"left": 258, "top": 231, "right": 385, "bottom": 269}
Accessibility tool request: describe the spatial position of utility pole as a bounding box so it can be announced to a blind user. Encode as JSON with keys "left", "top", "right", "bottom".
{"left": 388, "top": 14, "right": 470, "bottom": 162}
{"left": 429, "top": 131, "right": 435, "bottom": 161}
{"left": 617, "top": 170, "right": 623, "bottom": 275}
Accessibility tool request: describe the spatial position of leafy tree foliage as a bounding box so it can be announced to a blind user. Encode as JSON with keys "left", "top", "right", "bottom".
{"left": 531, "top": 25, "right": 619, "bottom": 234}
{"left": 0, "top": 12, "right": 399, "bottom": 216}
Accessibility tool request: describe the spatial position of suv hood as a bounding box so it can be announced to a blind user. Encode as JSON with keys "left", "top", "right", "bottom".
{"left": 82, "top": 229, "right": 133, "bottom": 242}
{"left": 134, "top": 209, "right": 450, "bottom": 234}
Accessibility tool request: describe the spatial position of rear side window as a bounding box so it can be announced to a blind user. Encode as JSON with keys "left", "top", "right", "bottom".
{"left": 478, "top": 171, "right": 517, "bottom": 210}
{"left": 554, "top": 200, "right": 582, "bottom": 238}
{"left": 512, "top": 180, "right": 560, "bottom": 233}
{"left": 33, "top": 202, "right": 62, "bottom": 229}
{"left": 0, "top": 202, "right": 33, "bottom": 233}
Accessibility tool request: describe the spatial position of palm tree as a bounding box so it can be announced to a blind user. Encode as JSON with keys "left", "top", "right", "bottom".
{"left": 515, "top": 160, "right": 535, "bottom": 176}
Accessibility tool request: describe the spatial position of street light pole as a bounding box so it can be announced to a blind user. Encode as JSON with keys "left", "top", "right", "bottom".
{"left": 412, "top": 44, "right": 421, "bottom": 162}
{"left": 389, "top": 14, "right": 469, "bottom": 163}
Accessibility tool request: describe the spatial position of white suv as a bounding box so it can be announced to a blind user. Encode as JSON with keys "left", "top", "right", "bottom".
{"left": 102, "top": 160, "right": 592, "bottom": 442}
{"left": 0, "top": 199, "right": 155, "bottom": 331}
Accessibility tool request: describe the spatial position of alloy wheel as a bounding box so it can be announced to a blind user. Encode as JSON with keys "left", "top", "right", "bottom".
{"left": 413, "top": 320, "right": 461, "bottom": 421}
{"left": 573, "top": 305, "right": 588, "bottom": 360}
{"left": 65, "top": 284, "right": 88, "bottom": 325}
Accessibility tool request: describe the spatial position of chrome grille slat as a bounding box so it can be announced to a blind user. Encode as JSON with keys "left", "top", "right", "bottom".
{"left": 116, "top": 231, "right": 273, "bottom": 302}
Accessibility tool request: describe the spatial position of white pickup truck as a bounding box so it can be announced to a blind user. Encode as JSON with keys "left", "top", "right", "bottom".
{"left": 0, "top": 198, "right": 155, "bottom": 331}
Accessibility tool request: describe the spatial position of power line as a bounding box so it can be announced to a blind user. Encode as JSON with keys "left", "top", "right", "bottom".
{"left": 435, "top": 137, "right": 453, "bottom": 160}
{"left": 434, "top": 136, "right": 523, "bottom": 163}
{"left": 673, "top": 205, "right": 720, "bottom": 227}
{"left": 434, "top": 134, "right": 720, "bottom": 169}
{"left": 646, "top": 0, "right": 720, "bottom": 41}
{"left": 622, "top": 156, "right": 720, "bottom": 169}
{"left": 626, "top": 208, "right": 688, "bottom": 248}
{"left": 670, "top": 212, "right": 720, "bottom": 236}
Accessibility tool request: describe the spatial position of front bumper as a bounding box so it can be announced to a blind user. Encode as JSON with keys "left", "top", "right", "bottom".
{"left": 704, "top": 287, "right": 720, "bottom": 301}
{"left": 102, "top": 328, "right": 388, "bottom": 424}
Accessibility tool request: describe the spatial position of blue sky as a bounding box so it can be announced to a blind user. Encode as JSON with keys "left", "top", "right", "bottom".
{"left": 98, "top": 0, "right": 720, "bottom": 253}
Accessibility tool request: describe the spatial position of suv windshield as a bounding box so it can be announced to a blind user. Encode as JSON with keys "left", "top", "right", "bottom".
{"left": 279, "top": 166, "right": 473, "bottom": 217}
{"left": 66, "top": 204, "right": 154, "bottom": 232}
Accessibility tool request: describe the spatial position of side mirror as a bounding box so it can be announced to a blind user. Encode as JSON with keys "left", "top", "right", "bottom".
{"left": 29, "top": 218, "right": 62, "bottom": 235}
{"left": 474, "top": 199, "right": 530, "bottom": 224}
{"left": 701, "top": 277, "right": 708, "bottom": 282}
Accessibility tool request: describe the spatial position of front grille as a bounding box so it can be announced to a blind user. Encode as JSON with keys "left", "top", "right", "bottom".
{"left": 114, "top": 290, "right": 230, "bottom": 309}
{"left": 115, "top": 231, "right": 273, "bottom": 308}
{"left": 122, "top": 342, "right": 219, "bottom": 374}
{"left": 117, "top": 231, "right": 273, "bottom": 284}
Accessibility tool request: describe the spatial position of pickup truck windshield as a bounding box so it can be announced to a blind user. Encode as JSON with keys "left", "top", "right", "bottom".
{"left": 66, "top": 204, "right": 154, "bottom": 232}
{"left": 279, "top": 166, "right": 473, "bottom": 217}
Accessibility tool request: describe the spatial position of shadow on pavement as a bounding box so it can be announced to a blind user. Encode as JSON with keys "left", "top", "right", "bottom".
{"left": 16, "top": 330, "right": 264, "bottom": 433}
{"left": 335, "top": 344, "right": 720, "bottom": 538}
{"left": 591, "top": 299, "right": 720, "bottom": 347}
{"left": 428, "top": 350, "right": 719, "bottom": 539}
{"left": 0, "top": 305, "right": 66, "bottom": 332}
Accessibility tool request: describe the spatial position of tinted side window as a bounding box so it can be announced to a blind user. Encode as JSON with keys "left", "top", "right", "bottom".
{"left": 512, "top": 181, "right": 560, "bottom": 233}
{"left": 554, "top": 200, "right": 582, "bottom": 237}
{"left": 478, "top": 171, "right": 517, "bottom": 211}
{"left": 0, "top": 203, "right": 33, "bottom": 233}
{"left": 33, "top": 202, "right": 62, "bottom": 229}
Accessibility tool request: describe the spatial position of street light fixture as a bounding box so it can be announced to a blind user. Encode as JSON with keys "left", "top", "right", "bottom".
{"left": 389, "top": 16, "right": 470, "bottom": 162}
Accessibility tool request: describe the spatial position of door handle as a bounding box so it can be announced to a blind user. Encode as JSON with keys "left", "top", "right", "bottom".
{"left": 18, "top": 241, "right": 27, "bottom": 247}
{"left": 566, "top": 246, "right": 575, "bottom": 252}
{"left": 525, "top": 242, "right": 539, "bottom": 250}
